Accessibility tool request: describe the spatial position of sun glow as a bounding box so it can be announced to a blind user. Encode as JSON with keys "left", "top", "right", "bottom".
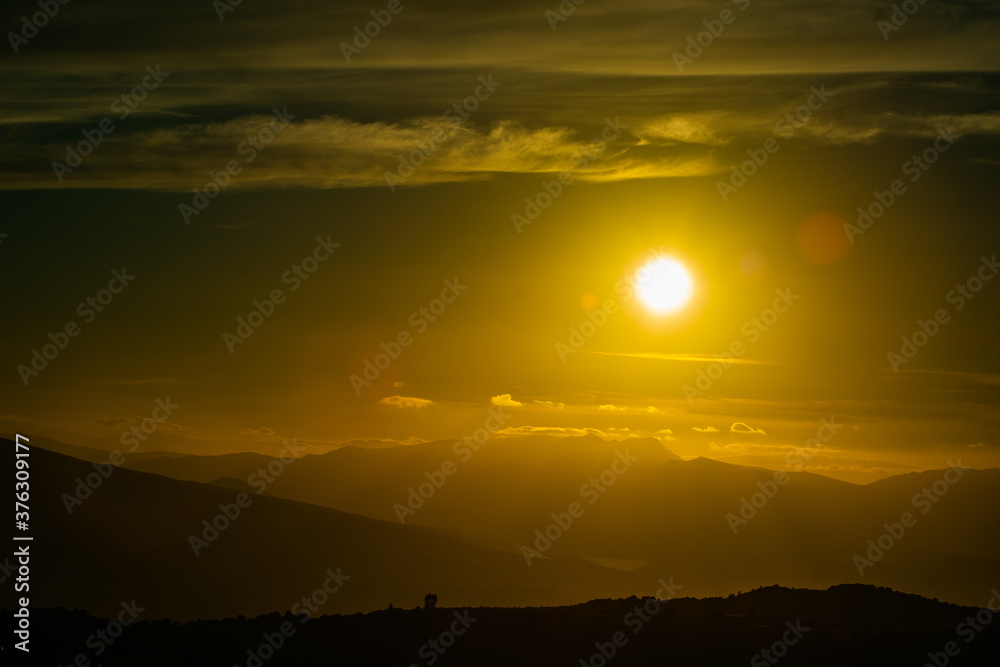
{"left": 635, "top": 256, "right": 694, "bottom": 315}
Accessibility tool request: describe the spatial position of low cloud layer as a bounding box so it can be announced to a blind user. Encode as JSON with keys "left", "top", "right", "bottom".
{"left": 378, "top": 395, "right": 434, "bottom": 409}
{"left": 3, "top": 70, "right": 999, "bottom": 191}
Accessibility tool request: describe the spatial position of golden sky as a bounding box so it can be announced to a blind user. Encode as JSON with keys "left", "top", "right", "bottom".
{"left": 2, "top": 0, "right": 999, "bottom": 483}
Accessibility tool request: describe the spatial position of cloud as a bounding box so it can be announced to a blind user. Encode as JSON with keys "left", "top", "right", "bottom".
{"left": 490, "top": 394, "right": 524, "bottom": 407}
{"left": 533, "top": 400, "right": 565, "bottom": 410}
{"left": 240, "top": 426, "right": 276, "bottom": 436}
{"left": 333, "top": 436, "right": 425, "bottom": 449}
{"left": 583, "top": 351, "right": 775, "bottom": 365}
{"left": 646, "top": 407, "right": 660, "bottom": 414}
{"left": 495, "top": 426, "right": 609, "bottom": 438}
{"left": 709, "top": 442, "right": 786, "bottom": 455}
{"left": 599, "top": 404, "right": 627, "bottom": 412}
{"left": 702, "top": 443, "right": 926, "bottom": 481}
{"left": 731, "top": 422, "right": 767, "bottom": 436}
{"left": 378, "top": 396, "right": 434, "bottom": 409}
{"left": 90, "top": 376, "right": 190, "bottom": 385}
{"left": 706, "top": 442, "right": 805, "bottom": 458}
{"left": 4, "top": 1, "right": 996, "bottom": 90}
{"left": 636, "top": 105, "right": 1000, "bottom": 151}
{"left": 147, "top": 419, "right": 182, "bottom": 432}
{"left": 656, "top": 429, "right": 677, "bottom": 442}
{"left": 7, "top": 62, "right": 1000, "bottom": 193}
{"left": 693, "top": 426, "right": 719, "bottom": 433}
{"left": 90, "top": 416, "right": 132, "bottom": 427}
{"left": 90, "top": 415, "right": 182, "bottom": 431}
{"left": 637, "top": 114, "right": 733, "bottom": 146}
{"left": 2, "top": 114, "right": 721, "bottom": 191}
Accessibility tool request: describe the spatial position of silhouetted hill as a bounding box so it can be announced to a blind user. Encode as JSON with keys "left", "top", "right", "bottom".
{"left": 11, "top": 585, "right": 999, "bottom": 666}
{"left": 208, "top": 476, "right": 272, "bottom": 496}
{"left": 32, "top": 436, "right": 1000, "bottom": 606}
{"left": 21, "top": 442, "right": 646, "bottom": 621}
{"left": 249, "top": 439, "right": 999, "bottom": 605}
{"left": 238, "top": 435, "right": 681, "bottom": 546}
{"left": 123, "top": 450, "right": 278, "bottom": 483}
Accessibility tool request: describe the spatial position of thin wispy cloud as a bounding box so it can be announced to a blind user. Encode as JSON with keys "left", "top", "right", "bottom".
{"left": 585, "top": 351, "right": 775, "bottom": 365}
{"left": 495, "top": 426, "right": 609, "bottom": 438}
{"left": 378, "top": 396, "right": 434, "bottom": 409}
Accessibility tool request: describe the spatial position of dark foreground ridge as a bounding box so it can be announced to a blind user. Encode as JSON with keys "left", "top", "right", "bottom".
{"left": 7, "top": 584, "right": 999, "bottom": 667}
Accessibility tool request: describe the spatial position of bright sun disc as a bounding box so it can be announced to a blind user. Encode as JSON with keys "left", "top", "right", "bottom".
{"left": 635, "top": 257, "right": 694, "bottom": 315}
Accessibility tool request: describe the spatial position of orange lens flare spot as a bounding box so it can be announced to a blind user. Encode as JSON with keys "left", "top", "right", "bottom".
{"left": 797, "top": 212, "right": 851, "bottom": 265}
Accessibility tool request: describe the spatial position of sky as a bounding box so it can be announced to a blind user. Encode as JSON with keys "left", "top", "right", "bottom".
{"left": 2, "top": 0, "right": 999, "bottom": 483}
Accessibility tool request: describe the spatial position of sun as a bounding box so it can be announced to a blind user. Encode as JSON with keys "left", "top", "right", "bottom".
{"left": 635, "top": 256, "right": 694, "bottom": 315}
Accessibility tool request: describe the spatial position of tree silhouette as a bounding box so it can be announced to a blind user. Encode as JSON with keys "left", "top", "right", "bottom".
{"left": 424, "top": 593, "right": 438, "bottom": 610}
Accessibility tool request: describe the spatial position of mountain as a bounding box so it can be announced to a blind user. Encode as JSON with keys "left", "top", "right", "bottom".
{"left": 23, "top": 442, "right": 645, "bottom": 621}
{"left": 23, "top": 433, "right": 183, "bottom": 464}
{"left": 123, "top": 451, "right": 277, "bottom": 484}
{"left": 262, "top": 435, "right": 680, "bottom": 545}
{"left": 39, "top": 435, "right": 1000, "bottom": 606}
{"left": 208, "top": 476, "right": 272, "bottom": 495}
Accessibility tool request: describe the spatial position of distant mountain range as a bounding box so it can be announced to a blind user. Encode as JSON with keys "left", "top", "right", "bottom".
{"left": 21, "top": 434, "right": 1000, "bottom": 618}
{"left": 24, "top": 443, "right": 640, "bottom": 621}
